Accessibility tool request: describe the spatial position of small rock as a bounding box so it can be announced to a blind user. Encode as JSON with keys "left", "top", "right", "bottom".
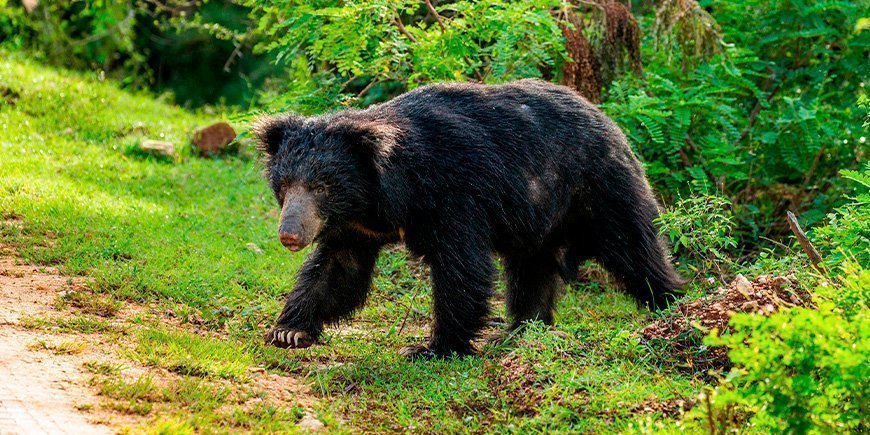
{"left": 297, "top": 413, "right": 325, "bottom": 432}
{"left": 247, "top": 366, "right": 266, "bottom": 374}
{"left": 733, "top": 274, "right": 753, "bottom": 297}
{"left": 245, "top": 243, "right": 264, "bottom": 254}
{"left": 138, "top": 140, "right": 175, "bottom": 158}
{"left": 192, "top": 122, "right": 237, "bottom": 156}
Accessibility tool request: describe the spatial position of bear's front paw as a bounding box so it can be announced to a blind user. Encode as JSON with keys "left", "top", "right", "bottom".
{"left": 265, "top": 327, "right": 315, "bottom": 349}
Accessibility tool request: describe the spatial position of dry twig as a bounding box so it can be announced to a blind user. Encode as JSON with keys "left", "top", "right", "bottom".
{"left": 786, "top": 211, "right": 824, "bottom": 272}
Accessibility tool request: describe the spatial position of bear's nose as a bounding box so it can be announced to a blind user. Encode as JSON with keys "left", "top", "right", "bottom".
{"left": 279, "top": 232, "right": 303, "bottom": 251}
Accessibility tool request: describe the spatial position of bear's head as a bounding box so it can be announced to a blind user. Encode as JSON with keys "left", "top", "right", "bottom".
{"left": 253, "top": 112, "right": 402, "bottom": 251}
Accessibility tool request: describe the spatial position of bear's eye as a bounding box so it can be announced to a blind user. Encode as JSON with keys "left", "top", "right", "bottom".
{"left": 313, "top": 186, "right": 327, "bottom": 195}
{"left": 276, "top": 184, "right": 288, "bottom": 204}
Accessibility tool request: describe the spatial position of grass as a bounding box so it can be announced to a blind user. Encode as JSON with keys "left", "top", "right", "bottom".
{"left": 129, "top": 329, "right": 254, "bottom": 380}
{"left": 0, "top": 53, "right": 709, "bottom": 432}
{"left": 20, "top": 314, "right": 122, "bottom": 334}
{"left": 29, "top": 338, "right": 88, "bottom": 355}
{"left": 54, "top": 290, "right": 124, "bottom": 317}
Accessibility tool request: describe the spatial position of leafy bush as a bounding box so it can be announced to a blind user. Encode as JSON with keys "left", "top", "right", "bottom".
{"left": 693, "top": 265, "right": 868, "bottom": 433}
{"left": 243, "top": 0, "right": 570, "bottom": 111}
{"left": 655, "top": 193, "right": 738, "bottom": 275}
{"left": 0, "top": 0, "right": 149, "bottom": 86}
{"left": 706, "top": 0, "right": 868, "bottom": 199}
{"left": 602, "top": 52, "right": 763, "bottom": 194}
{"left": 813, "top": 165, "right": 870, "bottom": 269}
{"left": 684, "top": 168, "right": 870, "bottom": 433}
{"left": 0, "top": 0, "right": 278, "bottom": 106}
{"left": 603, "top": 0, "right": 866, "bottom": 257}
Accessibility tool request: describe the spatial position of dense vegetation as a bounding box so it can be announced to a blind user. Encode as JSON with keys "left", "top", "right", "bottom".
{"left": 1, "top": 0, "right": 867, "bottom": 432}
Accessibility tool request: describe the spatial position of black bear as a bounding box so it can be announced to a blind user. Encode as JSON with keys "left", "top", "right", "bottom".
{"left": 254, "top": 79, "right": 684, "bottom": 358}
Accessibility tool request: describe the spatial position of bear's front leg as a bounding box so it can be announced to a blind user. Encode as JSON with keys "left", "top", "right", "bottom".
{"left": 403, "top": 231, "right": 494, "bottom": 358}
{"left": 265, "top": 239, "right": 381, "bottom": 349}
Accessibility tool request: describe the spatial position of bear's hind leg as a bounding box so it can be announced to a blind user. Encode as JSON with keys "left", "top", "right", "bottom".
{"left": 504, "top": 252, "right": 563, "bottom": 329}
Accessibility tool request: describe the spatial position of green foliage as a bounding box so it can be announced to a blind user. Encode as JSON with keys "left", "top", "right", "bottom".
{"left": 694, "top": 265, "right": 869, "bottom": 433}
{"left": 244, "top": 0, "right": 570, "bottom": 111}
{"left": 655, "top": 193, "right": 738, "bottom": 274}
{"left": 684, "top": 168, "right": 870, "bottom": 433}
{"left": 707, "top": 0, "right": 868, "bottom": 187}
{"left": 708, "top": 0, "right": 868, "bottom": 89}
{"left": 0, "top": 55, "right": 300, "bottom": 322}
{"left": 602, "top": 0, "right": 867, "bottom": 261}
{"left": 0, "top": 0, "right": 279, "bottom": 106}
{"left": 1, "top": 0, "right": 149, "bottom": 87}
{"left": 813, "top": 165, "right": 870, "bottom": 269}
{"left": 603, "top": 51, "right": 763, "bottom": 193}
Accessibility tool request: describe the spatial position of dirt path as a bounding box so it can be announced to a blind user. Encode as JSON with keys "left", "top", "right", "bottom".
{"left": 0, "top": 257, "right": 112, "bottom": 434}
{"left": 0, "top": 250, "right": 324, "bottom": 433}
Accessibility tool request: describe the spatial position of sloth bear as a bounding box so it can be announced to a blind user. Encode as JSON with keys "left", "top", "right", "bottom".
{"left": 254, "top": 79, "right": 684, "bottom": 358}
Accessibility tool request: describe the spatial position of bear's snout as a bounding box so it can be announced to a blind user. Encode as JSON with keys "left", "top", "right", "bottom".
{"left": 277, "top": 188, "right": 322, "bottom": 252}
{"left": 279, "top": 232, "right": 304, "bottom": 251}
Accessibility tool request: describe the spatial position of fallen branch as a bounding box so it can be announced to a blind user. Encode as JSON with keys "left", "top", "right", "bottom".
{"left": 786, "top": 210, "right": 824, "bottom": 272}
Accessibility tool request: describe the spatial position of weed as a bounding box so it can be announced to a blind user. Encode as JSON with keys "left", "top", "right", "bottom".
{"left": 83, "top": 360, "right": 126, "bottom": 375}
{"left": 55, "top": 290, "right": 123, "bottom": 317}
{"left": 20, "top": 315, "right": 120, "bottom": 334}
{"left": 28, "top": 339, "right": 87, "bottom": 355}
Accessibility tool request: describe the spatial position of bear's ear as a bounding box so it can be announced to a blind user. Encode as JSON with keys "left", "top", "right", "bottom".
{"left": 332, "top": 119, "right": 404, "bottom": 170}
{"left": 252, "top": 114, "right": 304, "bottom": 156}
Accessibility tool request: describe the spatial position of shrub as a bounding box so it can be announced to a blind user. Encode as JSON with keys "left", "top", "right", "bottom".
{"left": 655, "top": 193, "right": 738, "bottom": 275}
{"left": 813, "top": 165, "right": 870, "bottom": 270}
{"left": 243, "top": 0, "right": 571, "bottom": 111}
{"left": 693, "top": 265, "right": 868, "bottom": 433}
{"left": 685, "top": 168, "right": 870, "bottom": 433}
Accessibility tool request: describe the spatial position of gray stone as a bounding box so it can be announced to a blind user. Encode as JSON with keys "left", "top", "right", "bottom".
{"left": 138, "top": 140, "right": 175, "bottom": 158}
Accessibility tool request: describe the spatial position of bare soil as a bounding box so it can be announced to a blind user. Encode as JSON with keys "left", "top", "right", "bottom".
{"left": 0, "top": 248, "right": 321, "bottom": 433}
{"left": 641, "top": 273, "right": 811, "bottom": 373}
{"left": 0, "top": 255, "right": 117, "bottom": 433}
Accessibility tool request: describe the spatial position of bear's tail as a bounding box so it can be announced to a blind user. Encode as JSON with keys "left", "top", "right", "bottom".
{"left": 586, "top": 172, "right": 687, "bottom": 310}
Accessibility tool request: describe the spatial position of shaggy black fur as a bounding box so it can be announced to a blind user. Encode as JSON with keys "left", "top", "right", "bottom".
{"left": 256, "top": 79, "right": 685, "bottom": 358}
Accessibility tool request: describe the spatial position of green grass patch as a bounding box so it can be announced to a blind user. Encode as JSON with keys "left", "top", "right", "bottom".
{"left": 130, "top": 329, "right": 254, "bottom": 380}
{"left": 93, "top": 372, "right": 304, "bottom": 432}
{"left": 19, "top": 314, "right": 121, "bottom": 334}
{"left": 54, "top": 290, "right": 123, "bottom": 317}
{"left": 28, "top": 338, "right": 87, "bottom": 355}
{"left": 98, "top": 376, "right": 159, "bottom": 416}
{"left": 0, "top": 54, "right": 302, "bottom": 326}
{"left": 289, "top": 285, "right": 700, "bottom": 433}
